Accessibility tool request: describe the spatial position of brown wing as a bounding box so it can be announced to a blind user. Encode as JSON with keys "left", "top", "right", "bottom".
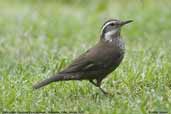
{"left": 58, "top": 42, "right": 122, "bottom": 75}
{"left": 58, "top": 49, "right": 95, "bottom": 74}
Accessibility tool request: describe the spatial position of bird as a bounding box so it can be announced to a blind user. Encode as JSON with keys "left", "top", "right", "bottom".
{"left": 33, "top": 19, "right": 133, "bottom": 94}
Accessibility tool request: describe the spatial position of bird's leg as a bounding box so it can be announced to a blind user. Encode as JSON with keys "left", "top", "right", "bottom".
{"left": 89, "top": 79, "right": 108, "bottom": 95}
{"left": 89, "top": 80, "right": 97, "bottom": 86}
{"left": 96, "top": 79, "right": 108, "bottom": 95}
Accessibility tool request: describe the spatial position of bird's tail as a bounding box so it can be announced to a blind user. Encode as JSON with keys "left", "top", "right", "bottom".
{"left": 33, "top": 74, "right": 64, "bottom": 89}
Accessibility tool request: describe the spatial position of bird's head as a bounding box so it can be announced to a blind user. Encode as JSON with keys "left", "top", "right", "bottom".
{"left": 101, "top": 19, "right": 133, "bottom": 42}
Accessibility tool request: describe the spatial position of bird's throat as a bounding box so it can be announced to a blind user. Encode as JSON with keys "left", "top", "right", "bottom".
{"left": 104, "top": 30, "right": 120, "bottom": 42}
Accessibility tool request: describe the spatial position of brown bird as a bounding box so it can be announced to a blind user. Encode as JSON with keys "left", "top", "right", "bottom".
{"left": 33, "top": 19, "right": 133, "bottom": 94}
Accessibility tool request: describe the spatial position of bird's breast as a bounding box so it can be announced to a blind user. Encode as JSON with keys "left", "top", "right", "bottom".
{"left": 108, "top": 38, "right": 125, "bottom": 67}
{"left": 115, "top": 38, "right": 125, "bottom": 52}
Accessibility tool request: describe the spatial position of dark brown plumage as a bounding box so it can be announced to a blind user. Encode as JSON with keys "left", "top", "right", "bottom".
{"left": 33, "top": 19, "right": 133, "bottom": 94}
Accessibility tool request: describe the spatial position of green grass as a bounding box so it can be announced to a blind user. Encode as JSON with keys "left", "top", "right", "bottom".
{"left": 0, "top": 0, "right": 171, "bottom": 113}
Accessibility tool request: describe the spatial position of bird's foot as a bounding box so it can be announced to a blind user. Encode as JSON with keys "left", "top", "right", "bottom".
{"left": 99, "top": 87, "right": 108, "bottom": 95}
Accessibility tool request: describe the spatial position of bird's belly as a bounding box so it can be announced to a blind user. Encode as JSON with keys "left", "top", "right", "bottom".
{"left": 84, "top": 53, "right": 124, "bottom": 80}
{"left": 104, "top": 51, "right": 124, "bottom": 74}
{"left": 112, "top": 52, "right": 124, "bottom": 67}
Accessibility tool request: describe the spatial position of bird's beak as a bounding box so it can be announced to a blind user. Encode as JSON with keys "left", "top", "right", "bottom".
{"left": 120, "top": 20, "right": 133, "bottom": 26}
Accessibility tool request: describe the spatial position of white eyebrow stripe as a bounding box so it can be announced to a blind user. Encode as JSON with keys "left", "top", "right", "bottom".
{"left": 101, "top": 21, "right": 116, "bottom": 32}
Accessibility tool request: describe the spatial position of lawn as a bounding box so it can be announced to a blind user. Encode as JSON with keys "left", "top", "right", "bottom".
{"left": 0, "top": 0, "right": 171, "bottom": 114}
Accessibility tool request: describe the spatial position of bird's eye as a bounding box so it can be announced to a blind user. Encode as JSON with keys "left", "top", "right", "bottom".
{"left": 110, "top": 23, "right": 114, "bottom": 26}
